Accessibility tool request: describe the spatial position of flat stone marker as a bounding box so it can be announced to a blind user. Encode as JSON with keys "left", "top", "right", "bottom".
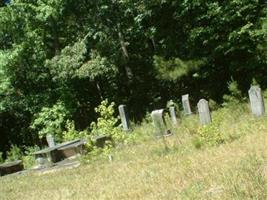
{"left": 46, "top": 134, "right": 55, "bottom": 147}
{"left": 197, "top": 99, "right": 212, "bottom": 125}
{"left": 248, "top": 86, "right": 265, "bottom": 117}
{"left": 0, "top": 160, "right": 24, "bottom": 176}
{"left": 33, "top": 139, "right": 86, "bottom": 164}
{"left": 182, "top": 94, "right": 192, "bottom": 115}
{"left": 118, "top": 105, "right": 130, "bottom": 131}
{"left": 169, "top": 106, "right": 178, "bottom": 127}
{"left": 151, "top": 109, "right": 171, "bottom": 137}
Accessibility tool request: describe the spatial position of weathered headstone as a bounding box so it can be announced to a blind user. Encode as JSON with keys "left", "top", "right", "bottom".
{"left": 151, "top": 109, "right": 171, "bottom": 137}
{"left": 169, "top": 106, "right": 178, "bottom": 127}
{"left": 118, "top": 105, "right": 130, "bottom": 131}
{"left": 182, "top": 94, "right": 192, "bottom": 115}
{"left": 248, "top": 86, "right": 265, "bottom": 117}
{"left": 46, "top": 134, "right": 55, "bottom": 147}
{"left": 197, "top": 99, "right": 212, "bottom": 125}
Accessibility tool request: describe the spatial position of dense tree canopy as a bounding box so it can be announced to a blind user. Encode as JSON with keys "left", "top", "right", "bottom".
{"left": 0, "top": 0, "right": 266, "bottom": 155}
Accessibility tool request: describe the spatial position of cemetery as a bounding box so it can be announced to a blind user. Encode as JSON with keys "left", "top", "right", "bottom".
{"left": 0, "top": 0, "right": 267, "bottom": 199}
{"left": 1, "top": 85, "right": 267, "bottom": 199}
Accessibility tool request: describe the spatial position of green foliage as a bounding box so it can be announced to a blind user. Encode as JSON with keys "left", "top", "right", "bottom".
{"left": 0, "top": 152, "right": 3, "bottom": 164}
{"left": 197, "top": 108, "right": 229, "bottom": 147}
{"left": 153, "top": 56, "right": 204, "bottom": 81}
{"left": 90, "top": 100, "right": 124, "bottom": 143}
{"left": 197, "top": 124, "right": 224, "bottom": 147}
{"left": 30, "top": 101, "right": 70, "bottom": 141}
{"left": 47, "top": 41, "right": 87, "bottom": 81}
{"left": 0, "top": 0, "right": 267, "bottom": 154}
{"left": 62, "top": 120, "right": 88, "bottom": 141}
{"left": 223, "top": 80, "right": 244, "bottom": 106}
{"left": 78, "top": 51, "right": 118, "bottom": 81}
{"left": 6, "top": 145, "right": 23, "bottom": 162}
{"left": 22, "top": 146, "right": 40, "bottom": 169}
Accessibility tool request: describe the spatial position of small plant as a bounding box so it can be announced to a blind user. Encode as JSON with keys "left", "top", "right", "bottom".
{"left": 197, "top": 110, "right": 225, "bottom": 147}
{"left": 198, "top": 124, "right": 224, "bottom": 146}
{"left": 86, "top": 100, "right": 124, "bottom": 158}
{"left": 22, "top": 146, "right": 40, "bottom": 169}
{"left": 63, "top": 120, "right": 88, "bottom": 141}
{"left": 223, "top": 80, "right": 244, "bottom": 107}
{"left": 6, "top": 145, "right": 23, "bottom": 162}
{"left": 90, "top": 99, "right": 124, "bottom": 143}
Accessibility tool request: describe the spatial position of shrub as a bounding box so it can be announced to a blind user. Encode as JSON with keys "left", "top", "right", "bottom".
{"left": 62, "top": 120, "right": 88, "bottom": 141}
{"left": 22, "top": 146, "right": 40, "bottom": 169}
{"left": 6, "top": 145, "right": 23, "bottom": 162}
{"left": 197, "top": 108, "right": 226, "bottom": 147}
{"left": 90, "top": 99, "right": 124, "bottom": 143}
{"left": 223, "top": 80, "right": 244, "bottom": 107}
{"left": 30, "top": 101, "right": 70, "bottom": 142}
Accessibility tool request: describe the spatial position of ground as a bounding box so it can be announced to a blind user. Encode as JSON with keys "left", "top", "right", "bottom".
{"left": 1, "top": 104, "right": 267, "bottom": 200}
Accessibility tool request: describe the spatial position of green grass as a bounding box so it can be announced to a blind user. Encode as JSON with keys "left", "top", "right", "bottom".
{"left": 1, "top": 103, "right": 267, "bottom": 200}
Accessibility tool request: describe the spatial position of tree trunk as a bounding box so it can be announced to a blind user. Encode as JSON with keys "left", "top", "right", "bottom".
{"left": 117, "top": 24, "right": 133, "bottom": 81}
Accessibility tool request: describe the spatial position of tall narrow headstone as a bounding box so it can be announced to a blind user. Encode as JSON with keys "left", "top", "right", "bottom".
{"left": 118, "top": 105, "right": 130, "bottom": 131}
{"left": 46, "top": 134, "right": 55, "bottom": 147}
{"left": 182, "top": 94, "right": 192, "bottom": 115}
{"left": 169, "top": 106, "right": 178, "bottom": 127}
{"left": 248, "top": 86, "right": 265, "bottom": 117}
{"left": 197, "top": 99, "right": 212, "bottom": 125}
{"left": 151, "top": 109, "right": 168, "bottom": 137}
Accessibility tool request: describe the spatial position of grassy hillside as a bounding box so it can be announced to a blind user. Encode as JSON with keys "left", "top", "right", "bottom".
{"left": 1, "top": 102, "right": 267, "bottom": 200}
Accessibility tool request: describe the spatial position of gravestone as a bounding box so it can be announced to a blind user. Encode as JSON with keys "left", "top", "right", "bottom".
{"left": 182, "top": 94, "right": 192, "bottom": 115}
{"left": 46, "top": 134, "right": 55, "bottom": 147}
{"left": 248, "top": 86, "right": 265, "bottom": 117}
{"left": 151, "top": 109, "right": 171, "bottom": 137}
{"left": 33, "top": 139, "right": 86, "bottom": 164}
{"left": 197, "top": 99, "right": 212, "bottom": 125}
{"left": 0, "top": 160, "right": 24, "bottom": 176}
{"left": 169, "top": 106, "right": 178, "bottom": 127}
{"left": 118, "top": 105, "right": 130, "bottom": 131}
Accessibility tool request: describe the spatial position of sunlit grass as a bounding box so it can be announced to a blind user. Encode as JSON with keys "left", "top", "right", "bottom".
{"left": 1, "top": 103, "right": 267, "bottom": 200}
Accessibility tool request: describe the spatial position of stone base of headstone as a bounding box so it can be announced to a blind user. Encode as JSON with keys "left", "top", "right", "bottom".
{"left": 0, "top": 160, "right": 24, "bottom": 176}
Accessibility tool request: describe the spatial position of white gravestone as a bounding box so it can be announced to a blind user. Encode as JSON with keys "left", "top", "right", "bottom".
{"left": 151, "top": 109, "right": 169, "bottom": 137}
{"left": 118, "top": 105, "right": 130, "bottom": 131}
{"left": 182, "top": 94, "right": 192, "bottom": 115}
{"left": 248, "top": 86, "right": 265, "bottom": 117}
{"left": 46, "top": 134, "right": 55, "bottom": 147}
{"left": 169, "top": 106, "right": 178, "bottom": 127}
{"left": 197, "top": 99, "right": 212, "bottom": 125}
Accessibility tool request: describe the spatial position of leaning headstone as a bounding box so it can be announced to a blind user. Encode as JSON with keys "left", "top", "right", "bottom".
{"left": 46, "top": 134, "right": 55, "bottom": 147}
{"left": 182, "top": 94, "right": 192, "bottom": 115}
{"left": 151, "top": 109, "right": 171, "bottom": 137}
{"left": 248, "top": 86, "right": 265, "bottom": 117}
{"left": 197, "top": 99, "right": 212, "bottom": 125}
{"left": 169, "top": 106, "right": 178, "bottom": 127}
{"left": 118, "top": 105, "right": 130, "bottom": 131}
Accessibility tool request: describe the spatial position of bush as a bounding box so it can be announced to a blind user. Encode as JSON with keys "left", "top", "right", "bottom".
{"left": 22, "top": 146, "right": 40, "bottom": 169}
{"left": 90, "top": 99, "right": 124, "bottom": 143}
{"left": 6, "top": 145, "right": 23, "bottom": 162}
{"left": 223, "top": 80, "right": 244, "bottom": 107}
{"left": 62, "top": 120, "right": 88, "bottom": 141}
{"left": 30, "top": 101, "right": 70, "bottom": 142}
